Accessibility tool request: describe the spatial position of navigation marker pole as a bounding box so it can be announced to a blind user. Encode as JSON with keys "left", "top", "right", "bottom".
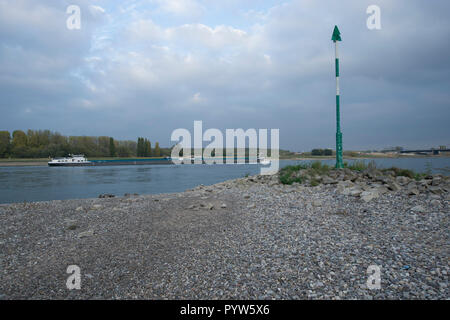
{"left": 332, "top": 25, "right": 343, "bottom": 169}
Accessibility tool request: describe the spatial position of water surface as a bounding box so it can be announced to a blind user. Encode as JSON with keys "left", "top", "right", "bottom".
{"left": 0, "top": 157, "right": 448, "bottom": 204}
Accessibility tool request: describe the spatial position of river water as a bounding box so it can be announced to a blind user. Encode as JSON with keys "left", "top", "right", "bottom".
{"left": 0, "top": 157, "right": 448, "bottom": 204}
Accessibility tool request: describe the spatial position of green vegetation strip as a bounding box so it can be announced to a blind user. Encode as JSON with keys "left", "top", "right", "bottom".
{"left": 279, "top": 160, "right": 428, "bottom": 185}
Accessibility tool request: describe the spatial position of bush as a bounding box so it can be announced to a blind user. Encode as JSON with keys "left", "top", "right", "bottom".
{"left": 389, "top": 167, "right": 415, "bottom": 179}
{"left": 344, "top": 160, "right": 368, "bottom": 171}
{"left": 310, "top": 161, "right": 331, "bottom": 174}
{"left": 279, "top": 164, "right": 308, "bottom": 185}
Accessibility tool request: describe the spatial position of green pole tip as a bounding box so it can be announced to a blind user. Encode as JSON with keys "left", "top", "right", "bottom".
{"left": 331, "top": 25, "right": 342, "bottom": 42}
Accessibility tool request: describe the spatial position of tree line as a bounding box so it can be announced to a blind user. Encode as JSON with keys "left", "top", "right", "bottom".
{"left": 0, "top": 130, "right": 169, "bottom": 158}
{"left": 311, "top": 148, "right": 333, "bottom": 156}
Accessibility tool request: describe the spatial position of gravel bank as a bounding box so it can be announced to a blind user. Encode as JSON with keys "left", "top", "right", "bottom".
{"left": 0, "top": 173, "right": 448, "bottom": 299}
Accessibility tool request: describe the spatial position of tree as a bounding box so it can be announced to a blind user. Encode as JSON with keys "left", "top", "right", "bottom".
{"left": 143, "top": 139, "right": 151, "bottom": 157}
{"left": 12, "top": 130, "right": 27, "bottom": 147}
{"left": 154, "top": 142, "right": 160, "bottom": 157}
{"left": 137, "top": 137, "right": 144, "bottom": 157}
{"left": 0, "top": 131, "right": 11, "bottom": 157}
{"left": 116, "top": 145, "right": 130, "bottom": 157}
{"left": 109, "top": 137, "right": 116, "bottom": 157}
{"left": 98, "top": 136, "right": 110, "bottom": 156}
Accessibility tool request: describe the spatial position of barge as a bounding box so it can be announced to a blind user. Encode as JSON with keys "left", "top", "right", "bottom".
{"left": 48, "top": 155, "right": 271, "bottom": 167}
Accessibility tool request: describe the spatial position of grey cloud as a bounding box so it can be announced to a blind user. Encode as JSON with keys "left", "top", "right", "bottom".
{"left": 0, "top": 0, "right": 449, "bottom": 151}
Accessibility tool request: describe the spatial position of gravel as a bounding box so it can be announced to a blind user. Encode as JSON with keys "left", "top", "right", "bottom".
{"left": 0, "top": 173, "right": 448, "bottom": 299}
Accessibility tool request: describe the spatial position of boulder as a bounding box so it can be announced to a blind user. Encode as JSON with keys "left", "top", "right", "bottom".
{"left": 322, "top": 176, "right": 337, "bottom": 184}
{"left": 396, "top": 176, "right": 410, "bottom": 186}
{"left": 337, "top": 180, "right": 354, "bottom": 191}
{"left": 406, "top": 182, "right": 420, "bottom": 196}
{"left": 361, "top": 190, "right": 379, "bottom": 202}
{"left": 432, "top": 177, "right": 442, "bottom": 186}
{"left": 428, "top": 186, "right": 444, "bottom": 195}
{"left": 387, "top": 182, "right": 401, "bottom": 192}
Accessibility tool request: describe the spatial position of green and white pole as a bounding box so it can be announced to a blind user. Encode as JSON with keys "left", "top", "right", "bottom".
{"left": 332, "top": 25, "right": 343, "bottom": 169}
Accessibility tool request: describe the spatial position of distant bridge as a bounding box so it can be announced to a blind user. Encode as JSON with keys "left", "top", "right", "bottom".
{"left": 400, "top": 149, "right": 450, "bottom": 155}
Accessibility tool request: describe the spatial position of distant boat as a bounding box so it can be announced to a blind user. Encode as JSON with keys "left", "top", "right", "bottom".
{"left": 48, "top": 154, "right": 91, "bottom": 166}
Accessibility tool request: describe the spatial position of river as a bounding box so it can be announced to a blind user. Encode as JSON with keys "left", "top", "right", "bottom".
{"left": 0, "top": 157, "right": 448, "bottom": 204}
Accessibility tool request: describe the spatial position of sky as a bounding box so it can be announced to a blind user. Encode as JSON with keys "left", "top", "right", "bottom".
{"left": 0, "top": 0, "right": 449, "bottom": 151}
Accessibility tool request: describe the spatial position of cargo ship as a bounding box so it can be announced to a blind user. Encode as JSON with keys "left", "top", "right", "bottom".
{"left": 48, "top": 154, "right": 91, "bottom": 166}
{"left": 48, "top": 154, "right": 172, "bottom": 166}
{"left": 48, "top": 155, "right": 270, "bottom": 166}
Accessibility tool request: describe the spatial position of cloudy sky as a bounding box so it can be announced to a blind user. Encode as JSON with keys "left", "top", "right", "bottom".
{"left": 0, "top": 0, "right": 449, "bottom": 151}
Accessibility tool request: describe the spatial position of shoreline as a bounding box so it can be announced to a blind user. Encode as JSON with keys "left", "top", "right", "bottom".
{"left": 0, "top": 171, "right": 448, "bottom": 299}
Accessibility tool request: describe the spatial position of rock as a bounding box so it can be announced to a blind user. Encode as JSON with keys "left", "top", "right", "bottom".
{"left": 64, "top": 219, "right": 78, "bottom": 230}
{"left": 334, "top": 209, "right": 348, "bottom": 215}
{"left": 99, "top": 194, "right": 115, "bottom": 198}
{"left": 432, "top": 177, "right": 442, "bottom": 186}
{"left": 344, "top": 172, "right": 358, "bottom": 181}
{"left": 78, "top": 230, "right": 94, "bottom": 238}
{"left": 312, "top": 200, "right": 323, "bottom": 207}
{"left": 322, "top": 176, "right": 337, "bottom": 184}
{"left": 419, "top": 179, "right": 431, "bottom": 186}
{"left": 410, "top": 205, "right": 426, "bottom": 213}
{"left": 406, "top": 183, "right": 420, "bottom": 196}
{"left": 428, "top": 186, "right": 444, "bottom": 195}
{"left": 283, "top": 187, "right": 296, "bottom": 193}
{"left": 384, "top": 170, "right": 396, "bottom": 177}
{"left": 374, "top": 186, "right": 389, "bottom": 195}
{"left": 337, "top": 181, "right": 354, "bottom": 193}
{"left": 430, "top": 199, "right": 441, "bottom": 208}
{"left": 396, "top": 176, "right": 410, "bottom": 186}
{"left": 340, "top": 186, "right": 363, "bottom": 196}
{"left": 361, "top": 191, "right": 379, "bottom": 202}
{"left": 349, "top": 188, "right": 363, "bottom": 197}
{"left": 387, "top": 182, "right": 402, "bottom": 192}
